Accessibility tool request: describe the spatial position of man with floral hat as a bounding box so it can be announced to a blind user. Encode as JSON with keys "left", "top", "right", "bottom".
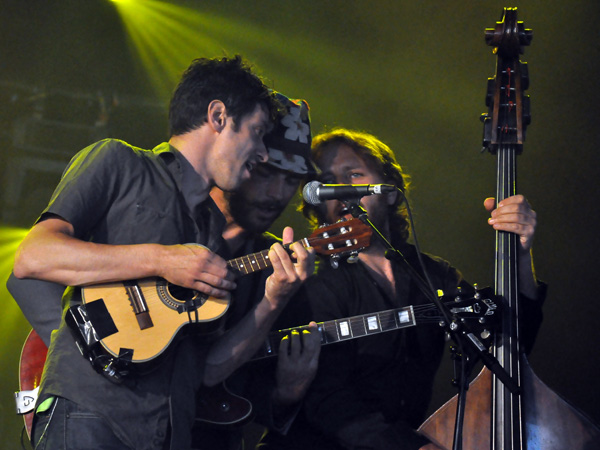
{"left": 212, "top": 92, "right": 316, "bottom": 252}
{"left": 191, "top": 91, "right": 321, "bottom": 449}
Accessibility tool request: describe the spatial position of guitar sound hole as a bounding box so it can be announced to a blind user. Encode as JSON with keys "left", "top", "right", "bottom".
{"left": 167, "top": 284, "right": 199, "bottom": 301}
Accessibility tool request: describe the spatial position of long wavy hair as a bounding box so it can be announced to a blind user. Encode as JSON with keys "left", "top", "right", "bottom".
{"left": 302, "top": 128, "right": 411, "bottom": 243}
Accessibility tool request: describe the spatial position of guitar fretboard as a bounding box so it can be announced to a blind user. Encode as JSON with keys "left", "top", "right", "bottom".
{"left": 253, "top": 305, "right": 417, "bottom": 360}
{"left": 250, "top": 291, "right": 495, "bottom": 361}
{"left": 227, "top": 238, "right": 311, "bottom": 276}
{"left": 228, "top": 250, "right": 271, "bottom": 275}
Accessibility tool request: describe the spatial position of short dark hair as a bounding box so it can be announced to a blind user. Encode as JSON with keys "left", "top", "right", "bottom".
{"left": 169, "top": 55, "right": 278, "bottom": 136}
{"left": 302, "top": 128, "right": 412, "bottom": 242}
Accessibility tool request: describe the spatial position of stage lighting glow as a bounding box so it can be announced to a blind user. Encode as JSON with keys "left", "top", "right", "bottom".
{"left": 111, "top": 0, "right": 232, "bottom": 98}
{"left": 109, "top": 0, "right": 345, "bottom": 102}
{"left": 0, "top": 226, "right": 30, "bottom": 359}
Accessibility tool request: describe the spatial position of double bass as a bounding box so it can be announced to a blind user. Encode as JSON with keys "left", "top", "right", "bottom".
{"left": 419, "top": 8, "right": 600, "bottom": 449}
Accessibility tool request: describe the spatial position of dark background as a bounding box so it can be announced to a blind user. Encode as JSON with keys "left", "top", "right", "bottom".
{"left": 1, "top": 1, "right": 599, "bottom": 448}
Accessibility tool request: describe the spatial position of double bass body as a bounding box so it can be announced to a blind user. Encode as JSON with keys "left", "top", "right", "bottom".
{"left": 419, "top": 360, "right": 600, "bottom": 449}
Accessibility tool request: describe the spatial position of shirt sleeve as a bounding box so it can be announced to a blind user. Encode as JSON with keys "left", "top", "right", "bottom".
{"left": 39, "top": 139, "right": 134, "bottom": 239}
{"left": 520, "top": 281, "right": 547, "bottom": 355}
{"left": 6, "top": 273, "right": 64, "bottom": 347}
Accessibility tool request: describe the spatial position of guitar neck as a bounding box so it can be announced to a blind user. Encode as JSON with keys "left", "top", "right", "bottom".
{"left": 251, "top": 290, "right": 495, "bottom": 361}
{"left": 252, "top": 305, "right": 418, "bottom": 360}
{"left": 227, "top": 238, "right": 311, "bottom": 276}
{"left": 227, "top": 219, "right": 372, "bottom": 277}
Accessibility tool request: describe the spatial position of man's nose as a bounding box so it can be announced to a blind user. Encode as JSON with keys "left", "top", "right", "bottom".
{"left": 257, "top": 143, "right": 268, "bottom": 163}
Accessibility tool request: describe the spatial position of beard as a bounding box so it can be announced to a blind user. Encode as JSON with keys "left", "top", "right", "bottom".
{"left": 226, "top": 190, "right": 287, "bottom": 235}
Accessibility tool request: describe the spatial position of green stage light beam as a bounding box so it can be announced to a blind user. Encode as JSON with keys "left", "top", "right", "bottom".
{"left": 0, "top": 227, "right": 30, "bottom": 361}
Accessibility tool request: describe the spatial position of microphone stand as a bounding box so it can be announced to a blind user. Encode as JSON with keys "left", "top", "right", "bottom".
{"left": 343, "top": 198, "right": 519, "bottom": 450}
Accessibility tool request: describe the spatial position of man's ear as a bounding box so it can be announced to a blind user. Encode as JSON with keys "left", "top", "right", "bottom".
{"left": 207, "top": 99, "right": 227, "bottom": 132}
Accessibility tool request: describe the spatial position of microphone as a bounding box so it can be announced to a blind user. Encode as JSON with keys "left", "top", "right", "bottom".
{"left": 302, "top": 181, "right": 396, "bottom": 205}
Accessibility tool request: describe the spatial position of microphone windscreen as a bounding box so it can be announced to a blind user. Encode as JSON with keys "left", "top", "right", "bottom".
{"left": 302, "top": 180, "right": 322, "bottom": 205}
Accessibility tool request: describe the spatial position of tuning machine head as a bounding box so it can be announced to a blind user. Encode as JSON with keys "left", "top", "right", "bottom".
{"left": 346, "top": 251, "right": 359, "bottom": 264}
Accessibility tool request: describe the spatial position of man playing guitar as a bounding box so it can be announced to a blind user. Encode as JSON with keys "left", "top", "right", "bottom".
{"left": 11, "top": 57, "right": 315, "bottom": 450}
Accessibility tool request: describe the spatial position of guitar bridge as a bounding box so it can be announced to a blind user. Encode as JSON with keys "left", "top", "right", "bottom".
{"left": 124, "top": 282, "right": 154, "bottom": 330}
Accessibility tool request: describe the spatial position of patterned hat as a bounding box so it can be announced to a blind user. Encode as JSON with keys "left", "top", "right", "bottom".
{"left": 264, "top": 92, "right": 316, "bottom": 175}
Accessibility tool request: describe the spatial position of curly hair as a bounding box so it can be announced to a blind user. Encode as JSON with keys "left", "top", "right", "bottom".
{"left": 301, "top": 128, "right": 411, "bottom": 242}
{"left": 169, "top": 55, "right": 278, "bottom": 136}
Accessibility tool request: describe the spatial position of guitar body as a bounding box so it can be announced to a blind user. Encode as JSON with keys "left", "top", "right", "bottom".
{"left": 195, "top": 383, "right": 253, "bottom": 427}
{"left": 520, "top": 357, "right": 600, "bottom": 447}
{"left": 18, "top": 329, "right": 48, "bottom": 439}
{"left": 82, "top": 278, "right": 229, "bottom": 362}
{"left": 419, "top": 358, "right": 600, "bottom": 449}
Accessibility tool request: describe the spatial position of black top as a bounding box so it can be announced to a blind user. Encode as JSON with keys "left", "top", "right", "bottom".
{"left": 192, "top": 232, "right": 295, "bottom": 450}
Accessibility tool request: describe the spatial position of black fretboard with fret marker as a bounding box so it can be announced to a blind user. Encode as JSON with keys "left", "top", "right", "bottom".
{"left": 252, "top": 305, "right": 417, "bottom": 360}
{"left": 250, "top": 290, "right": 496, "bottom": 361}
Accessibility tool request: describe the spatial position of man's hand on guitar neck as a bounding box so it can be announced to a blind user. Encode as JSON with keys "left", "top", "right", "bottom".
{"left": 484, "top": 195, "right": 541, "bottom": 300}
{"left": 273, "top": 321, "right": 321, "bottom": 406}
{"left": 203, "top": 227, "right": 315, "bottom": 387}
{"left": 270, "top": 321, "right": 321, "bottom": 430}
{"left": 264, "top": 226, "right": 315, "bottom": 311}
{"left": 485, "top": 194, "right": 536, "bottom": 253}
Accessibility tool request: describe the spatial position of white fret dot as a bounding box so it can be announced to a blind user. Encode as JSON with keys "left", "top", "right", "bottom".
{"left": 339, "top": 321, "right": 350, "bottom": 336}
{"left": 251, "top": 259, "right": 256, "bottom": 264}
{"left": 240, "top": 264, "right": 244, "bottom": 268}
{"left": 367, "top": 316, "right": 379, "bottom": 330}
